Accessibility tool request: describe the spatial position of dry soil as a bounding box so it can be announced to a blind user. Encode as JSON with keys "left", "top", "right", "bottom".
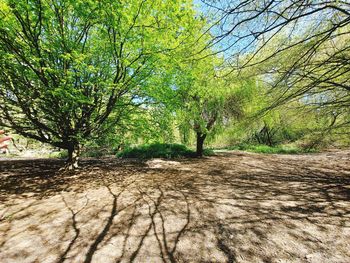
{"left": 0, "top": 151, "right": 349, "bottom": 263}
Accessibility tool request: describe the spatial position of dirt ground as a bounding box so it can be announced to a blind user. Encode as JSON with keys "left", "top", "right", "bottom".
{"left": 0, "top": 151, "right": 349, "bottom": 263}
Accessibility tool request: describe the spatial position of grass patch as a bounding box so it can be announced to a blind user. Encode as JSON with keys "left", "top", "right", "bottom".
{"left": 117, "top": 143, "right": 194, "bottom": 159}
{"left": 48, "top": 151, "right": 68, "bottom": 159}
{"left": 225, "top": 144, "right": 317, "bottom": 154}
{"left": 202, "top": 148, "right": 215, "bottom": 156}
{"left": 117, "top": 143, "right": 214, "bottom": 159}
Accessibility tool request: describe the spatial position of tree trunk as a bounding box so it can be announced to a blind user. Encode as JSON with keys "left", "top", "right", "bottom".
{"left": 67, "top": 144, "right": 80, "bottom": 170}
{"left": 196, "top": 132, "right": 206, "bottom": 157}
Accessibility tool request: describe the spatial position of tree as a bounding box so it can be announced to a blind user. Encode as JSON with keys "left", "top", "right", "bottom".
{"left": 175, "top": 58, "right": 248, "bottom": 156}
{"left": 200, "top": 0, "right": 350, "bottom": 66}
{"left": 199, "top": 0, "right": 350, "bottom": 131}
{"left": 0, "top": 0, "right": 197, "bottom": 168}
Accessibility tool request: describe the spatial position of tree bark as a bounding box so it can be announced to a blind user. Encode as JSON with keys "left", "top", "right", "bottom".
{"left": 67, "top": 144, "right": 80, "bottom": 170}
{"left": 196, "top": 132, "right": 207, "bottom": 157}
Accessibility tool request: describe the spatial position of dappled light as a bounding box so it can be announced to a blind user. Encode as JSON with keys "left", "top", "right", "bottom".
{"left": 1, "top": 151, "right": 349, "bottom": 262}
{"left": 0, "top": 0, "right": 349, "bottom": 261}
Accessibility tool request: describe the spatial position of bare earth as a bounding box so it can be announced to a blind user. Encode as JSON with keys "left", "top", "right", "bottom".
{"left": 0, "top": 151, "right": 349, "bottom": 263}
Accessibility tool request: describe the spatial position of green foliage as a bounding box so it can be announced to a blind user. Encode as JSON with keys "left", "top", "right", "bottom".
{"left": 1, "top": 0, "right": 347, "bottom": 162}
{"left": 202, "top": 148, "right": 215, "bottom": 156}
{"left": 0, "top": 0, "right": 201, "bottom": 165}
{"left": 225, "top": 144, "right": 316, "bottom": 154}
{"left": 49, "top": 150, "right": 68, "bottom": 159}
{"left": 79, "top": 147, "right": 107, "bottom": 158}
{"left": 117, "top": 143, "right": 198, "bottom": 159}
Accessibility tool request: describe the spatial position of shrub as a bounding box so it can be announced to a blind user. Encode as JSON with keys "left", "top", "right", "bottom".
{"left": 203, "top": 148, "right": 215, "bottom": 156}
{"left": 225, "top": 144, "right": 316, "bottom": 154}
{"left": 80, "top": 147, "right": 114, "bottom": 158}
{"left": 117, "top": 143, "right": 201, "bottom": 159}
{"left": 49, "top": 150, "right": 68, "bottom": 159}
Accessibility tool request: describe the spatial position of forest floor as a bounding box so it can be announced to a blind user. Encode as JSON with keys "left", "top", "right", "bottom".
{"left": 0, "top": 150, "right": 349, "bottom": 263}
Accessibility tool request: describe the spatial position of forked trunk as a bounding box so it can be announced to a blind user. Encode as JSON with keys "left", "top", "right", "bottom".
{"left": 196, "top": 132, "right": 206, "bottom": 157}
{"left": 67, "top": 144, "right": 80, "bottom": 170}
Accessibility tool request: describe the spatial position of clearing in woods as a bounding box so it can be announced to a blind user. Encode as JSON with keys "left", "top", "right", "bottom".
{"left": 0, "top": 151, "right": 349, "bottom": 263}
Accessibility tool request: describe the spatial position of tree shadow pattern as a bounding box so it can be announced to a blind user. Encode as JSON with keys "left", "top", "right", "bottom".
{"left": 0, "top": 151, "right": 350, "bottom": 262}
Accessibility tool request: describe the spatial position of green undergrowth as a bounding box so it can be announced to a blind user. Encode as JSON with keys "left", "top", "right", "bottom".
{"left": 117, "top": 143, "right": 214, "bottom": 159}
{"left": 49, "top": 151, "right": 68, "bottom": 159}
{"left": 224, "top": 144, "right": 317, "bottom": 154}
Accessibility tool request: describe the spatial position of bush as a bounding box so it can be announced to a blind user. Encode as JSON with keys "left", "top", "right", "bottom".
{"left": 225, "top": 143, "right": 316, "bottom": 154}
{"left": 250, "top": 145, "right": 300, "bottom": 154}
{"left": 49, "top": 150, "right": 68, "bottom": 159}
{"left": 117, "top": 143, "right": 199, "bottom": 159}
{"left": 80, "top": 147, "right": 113, "bottom": 158}
{"left": 202, "top": 148, "right": 215, "bottom": 156}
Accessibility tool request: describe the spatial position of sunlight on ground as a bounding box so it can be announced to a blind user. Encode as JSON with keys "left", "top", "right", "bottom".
{"left": 0, "top": 151, "right": 349, "bottom": 263}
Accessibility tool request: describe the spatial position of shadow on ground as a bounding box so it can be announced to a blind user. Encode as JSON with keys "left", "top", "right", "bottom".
{"left": 0, "top": 151, "right": 349, "bottom": 263}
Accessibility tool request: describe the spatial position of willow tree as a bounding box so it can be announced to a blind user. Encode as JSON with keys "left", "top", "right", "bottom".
{"left": 174, "top": 56, "right": 249, "bottom": 156}
{"left": 199, "top": 0, "right": 350, "bottom": 130}
{"left": 0, "top": 0, "right": 197, "bottom": 168}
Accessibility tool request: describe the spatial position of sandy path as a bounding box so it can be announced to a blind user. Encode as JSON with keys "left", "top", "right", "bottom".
{"left": 0, "top": 151, "right": 349, "bottom": 263}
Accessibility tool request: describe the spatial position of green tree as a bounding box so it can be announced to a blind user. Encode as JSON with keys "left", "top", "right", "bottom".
{"left": 176, "top": 58, "right": 249, "bottom": 156}
{"left": 200, "top": 0, "right": 350, "bottom": 134}
{"left": 0, "top": 0, "right": 197, "bottom": 168}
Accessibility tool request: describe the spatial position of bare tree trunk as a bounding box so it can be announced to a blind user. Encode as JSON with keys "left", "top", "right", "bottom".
{"left": 67, "top": 144, "right": 80, "bottom": 169}
{"left": 196, "top": 132, "right": 207, "bottom": 157}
